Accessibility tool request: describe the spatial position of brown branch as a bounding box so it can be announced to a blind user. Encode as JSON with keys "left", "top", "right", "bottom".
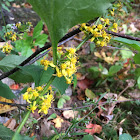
{"left": 106, "top": 30, "right": 140, "bottom": 41}
{"left": 0, "top": 18, "right": 139, "bottom": 80}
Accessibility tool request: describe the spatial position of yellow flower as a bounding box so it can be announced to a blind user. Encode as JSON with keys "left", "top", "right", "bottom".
{"left": 96, "top": 41, "right": 101, "bottom": 46}
{"left": 56, "top": 66, "right": 63, "bottom": 77}
{"left": 110, "top": 8, "right": 115, "bottom": 16}
{"left": 23, "top": 92, "right": 29, "bottom": 101}
{"left": 2, "top": 43, "right": 12, "bottom": 53}
{"left": 67, "top": 48, "right": 76, "bottom": 55}
{"left": 38, "top": 105, "right": 49, "bottom": 114}
{"left": 27, "top": 87, "right": 32, "bottom": 92}
{"left": 62, "top": 69, "right": 67, "bottom": 77}
{"left": 36, "top": 86, "right": 43, "bottom": 91}
{"left": 113, "top": 23, "right": 118, "bottom": 29}
{"left": 90, "top": 37, "right": 95, "bottom": 42}
{"left": 33, "top": 90, "right": 39, "bottom": 98}
{"left": 61, "top": 63, "right": 67, "bottom": 70}
{"left": 65, "top": 77, "right": 72, "bottom": 84}
{"left": 70, "top": 57, "right": 77, "bottom": 64}
{"left": 100, "top": 41, "right": 106, "bottom": 47}
{"left": 67, "top": 68, "right": 73, "bottom": 77}
{"left": 97, "top": 24, "right": 103, "bottom": 30}
{"left": 105, "top": 18, "right": 110, "bottom": 25}
{"left": 30, "top": 101, "right": 37, "bottom": 113}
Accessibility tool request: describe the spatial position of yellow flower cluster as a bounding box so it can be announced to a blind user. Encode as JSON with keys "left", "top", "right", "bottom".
{"left": 4, "top": 31, "right": 17, "bottom": 41}
{"left": 23, "top": 86, "right": 54, "bottom": 114}
{"left": 1, "top": 42, "right": 12, "bottom": 53}
{"left": 41, "top": 48, "right": 78, "bottom": 84}
{"left": 80, "top": 22, "right": 111, "bottom": 47}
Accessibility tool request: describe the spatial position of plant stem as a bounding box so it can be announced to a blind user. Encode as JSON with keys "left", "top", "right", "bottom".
{"left": 76, "top": 35, "right": 92, "bottom": 51}
{"left": 12, "top": 75, "right": 55, "bottom": 139}
{"left": 12, "top": 110, "right": 31, "bottom": 140}
{"left": 53, "top": 44, "right": 57, "bottom": 65}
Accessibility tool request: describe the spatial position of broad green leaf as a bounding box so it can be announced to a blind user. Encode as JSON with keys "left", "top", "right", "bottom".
{"left": 82, "top": 135, "right": 94, "bottom": 140}
{"left": 62, "top": 95, "right": 70, "bottom": 101}
{"left": 53, "top": 76, "right": 68, "bottom": 94}
{"left": 39, "top": 67, "right": 55, "bottom": 85}
{"left": 9, "top": 70, "right": 33, "bottom": 84}
{"left": 0, "top": 55, "right": 34, "bottom": 83}
{"left": 0, "top": 124, "right": 35, "bottom": 140}
{"left": 0, "top": 81, "right": 16, "bottom": 99}
{"left": 112, "top": 37, "right": 140, "bottom": 52}
{"left": 0, "top": 51, "right": 6, "bottom": 60}
{"left": 85, "top": 88, "right": 96, "bottom": 100}
{"left": 134, "top": 53, "right": 140, "bottom": 64}
{"left": 120, "top": 47, "right": 133, "bottom": 59}
{"left": 135, "top": 68, "right": 140, "bottom": 77}
{"left": 20, "top": 65, "right": 43, "bottom": 86}
{"left": 34, "top": 34, "right": 48, "bottom": 47}
{"left": 57, "top": 98, "right": 66, "bottom": 108}
{"left": 0, "top": 55, "right": 25, "bottom": 69}
{"left": 119, "top": 133, "right": 133, "bottom": 140}
{"left": 39, "top": 67, "right": 68, "bottom": 94}
{"left": 27, "top": 0, "right": 113, "bottom": 52}
{"left": 33, "top": 20, "right": 43, "bottom": 39}
{"left": 108, "top": 65, "right": 122, "bottom": 76}
{"left": 137, "top": 76, "right": 140, "bottom": 89}
{"left": 15, "top": 38, "right": 33, "bottom": 57}
{"left": 47, "top": 113, "right": 57, "bottom": 121}
{"left": 88, "top": 66, "right": 100, "bottom": 78}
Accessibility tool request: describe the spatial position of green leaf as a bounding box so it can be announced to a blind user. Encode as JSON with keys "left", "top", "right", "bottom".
{"left": 0, "top": 55, "right": 35, "bottom": 83}
{"left": 112, "top": 37, "right": 140, "bottom": 52}
{"left": 20, "top": 65, "right": 43, "bottom": 86}
{"left": 33, "top": 20, "right": 43, "bottom": 39}
{"left": 134, "top": 53, "right": 140, "bottom": 64}
{"left": 57, "top": 98, "right": 66, "bottom": 108}
{"left": 137, "top": 76, "right": 140, "bottom": 89}
{"left": 27, "top": 0, "right": 113, "bottom": 52}
{"left": 120, "top": 47, "right": 133, "bottom": 59}
{"left": 15, "top": 39, "right": 33, "bottom": 57}
{"left": 62, "top": 95, "right": 70, "bottom": 101}
{"left": 0, "top": 124, "right": 35, "bottom": 140}
{"left": 0, "top": 81, "right": 16, "bottom": 99}
{"left": 47, "top": 113, "right": 57, "bottom": 121}
{"left": 108, "top": 65, "right": 122, "bottom": 76}
{"left": 39, "top": 67, "right": 69, "bottom": 94}
{"left": 53, "top": 76, "right": 68, "bottom": 94}
{"left": 0, "top": 55, "right": 26, "bottom": 69}
{"left": 0, "top": 51, "right": 6, "bottom": 60}
{"left": 34, "top": 34, "right": 48, "bottom": 47}
{"left": 9, "top": 70, "right": 33, "bottom": 84}
{"left": 82, "top": 134, "right": 94, "bottom": 140}
{"left": 119, "top": 133, "right": 133, "bottom": 140}
{"left": 85, "top": 88, "right": 96, "bottom": 100}
{"left": 88, "top": 66, "right": 100, "bottom": 78}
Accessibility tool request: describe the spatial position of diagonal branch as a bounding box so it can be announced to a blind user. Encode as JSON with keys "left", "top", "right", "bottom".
{"left": 106, "top": 30, "right": 140, "bottom": 41}
{"left": 0, "top": 19, "right": 140, "bottom": 80}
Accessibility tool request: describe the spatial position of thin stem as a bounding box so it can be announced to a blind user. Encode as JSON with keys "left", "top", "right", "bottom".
{"left": 12, "top": 74, "right": 55, "bottom": 139}
{"left": 12, "top": 110, "right": 31, "bottom": 140}
{"left": 76, "top": 35, "right": 92, "bottom": 51}
{"left": 0, "top": 7, "right": 7, "bottom": 33}
{"left": 53, "top": 44, "right": 57, "bottom": 65}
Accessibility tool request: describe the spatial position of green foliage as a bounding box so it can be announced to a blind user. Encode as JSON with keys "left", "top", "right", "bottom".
{"left": 112, "top": 37, "right": 140, "bottom": 52}
{"left": 82, "top": 135, "right": 94, "bottom": 140}
{"left": 108, "top": 65, "right": 122, "bottom": 76}
{"left": 27, "top": 0, "right": 113, "bottom": 55}
{"left": 119, "top": 133, "right": 133, "bottom": 140}
{"left": 15, "top": 21, "right": 48, "bottom": 57}
{"left": 57, "top": 95, "right": 70, "bottom": 108}
{"left": 0, "top": 124, "right": 35, "bottom": 140}
{"left": 0, "top": 81, "right": 16, "bottom": 99}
